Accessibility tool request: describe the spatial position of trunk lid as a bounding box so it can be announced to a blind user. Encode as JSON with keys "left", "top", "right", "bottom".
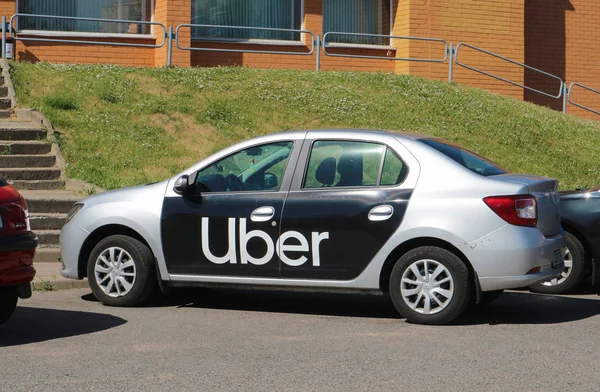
{"left": 492, "top": 174, "right": 561, "bottom": 236}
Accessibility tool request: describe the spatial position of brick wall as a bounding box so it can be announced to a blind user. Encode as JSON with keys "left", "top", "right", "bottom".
{"left": 15, "top": 38, "right": 155, "bottom": 66}
{"left": 525, "top": 0, "right": 600, "bottom": 120}
{"left": 403, "top": 0, "right": 525, "bottom": 100}
{"left": 189, "top": 0, "right": 396, "bottom": 73}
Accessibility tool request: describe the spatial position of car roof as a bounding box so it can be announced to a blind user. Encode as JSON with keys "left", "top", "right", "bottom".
{"left": 281, "top": 128, "right": 434, "bottom": 141}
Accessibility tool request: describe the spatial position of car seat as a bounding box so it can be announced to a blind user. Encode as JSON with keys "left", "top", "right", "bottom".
{"left": 315, "top": 157, "right": 336, "bottom": 186}
{"left": 336, "top": 154, "right": 362, "bottom": 187}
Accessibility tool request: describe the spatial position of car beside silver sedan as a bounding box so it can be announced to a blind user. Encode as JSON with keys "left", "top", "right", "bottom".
{"left": 59, "top": 129, "right": 565, "bottom": 325}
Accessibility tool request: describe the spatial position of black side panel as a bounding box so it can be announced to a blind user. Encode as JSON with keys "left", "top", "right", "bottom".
{"left": 161, "top": 193, "right": 286, "bottom": 277}
{"left": 279, "top": 189, "right": 412, "bottom": 280}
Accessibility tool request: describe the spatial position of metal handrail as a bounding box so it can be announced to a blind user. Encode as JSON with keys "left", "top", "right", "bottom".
{"left": 175, "top": 24, "right": 315, "bottom": 55}
{"left": 454, "top": 42, "right": 564, "bottom": 99}
{"left": 567, "top": 82, "right": 600, "bottom": 116}
{"left": 9, "top": 14, "right": 167, "bottom": 48}
{"left": 322, "top": 32, "right": 448, "bottom": 62}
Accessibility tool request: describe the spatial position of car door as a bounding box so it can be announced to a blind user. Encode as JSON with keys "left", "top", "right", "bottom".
{"left": 161, "top": 139, "right": 299, "bottom": 278}
{"left": 279, "top": 136, "right": 413, "bottom": 280}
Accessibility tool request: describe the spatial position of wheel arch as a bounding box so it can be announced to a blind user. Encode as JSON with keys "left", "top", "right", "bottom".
{"left": 378, "top": 237, "right": 475, "bottom": 292}
{"left": 560, "top": 222, "right": 593, "bottom": 263}
{"left": 77, "top": 224, "right": 153, "bottom": 279}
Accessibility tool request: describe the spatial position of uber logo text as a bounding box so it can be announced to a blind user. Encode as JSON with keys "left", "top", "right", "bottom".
{"left": 201, "top": 218, "right": 329, "bottom": 267}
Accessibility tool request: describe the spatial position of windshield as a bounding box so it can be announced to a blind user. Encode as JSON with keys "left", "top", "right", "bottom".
{"left": 418, "top": 138, "right": 507, "bottom": 177}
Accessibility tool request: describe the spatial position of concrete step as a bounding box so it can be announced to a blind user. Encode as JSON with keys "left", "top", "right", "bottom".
{"left": 0, "top": 141, "right": 52, "bottom": 155}
{"left": 1, "top": 167, "right": 61, "bottom": 180}
{"left": 30, "top": 213, "right": 67, "bottom": 231}
{"left": 0, "top": 154, "right": 56, "bottom": 168}
{"left": 0, "top": 99, "right": 10, "bottom": 109}
{"left": 0, "top": 86, "right": 8, "bottom": 98}
{"left": 35, "top": 229, "right": 60, "bottom": 246}
{"left": 0, "top": 127, "right": 46, "bottom": 141}
{"left": 21, "top": 190, "right": 82, "bottom": 214}
{"left": 33, "top": 247, "right": 62, "bottom": 263}
{"left": 8, "top": 179, "right": 65, "bottom": 190}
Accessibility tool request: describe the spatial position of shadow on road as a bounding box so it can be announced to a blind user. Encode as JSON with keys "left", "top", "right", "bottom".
{"left": 163, "top": 288, "right": 600, "bottom": 325}
{"left": 171, "top": 288, "right": 401, "bottom": 319}
{"left": 0, "top": 307, "right": 127, "bottom": 347}
{"left": 459, "top": 291, "right": 600, "bottom": 325}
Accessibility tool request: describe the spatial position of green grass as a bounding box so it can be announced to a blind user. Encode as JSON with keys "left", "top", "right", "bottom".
{"left": 10, "top": 62, "right": 600, "bottom": 190}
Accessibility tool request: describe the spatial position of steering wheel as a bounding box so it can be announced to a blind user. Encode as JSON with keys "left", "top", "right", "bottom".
{"left": 225, "top": 174, "right": 244, "bottom": 192}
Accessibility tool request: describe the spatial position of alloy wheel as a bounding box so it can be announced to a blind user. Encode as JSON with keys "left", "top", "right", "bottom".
{"left": 94, "top": 247, "right": 137, "bottom": 298}
{"left": 400, "top": 259, "right": 454, "bottom": 315}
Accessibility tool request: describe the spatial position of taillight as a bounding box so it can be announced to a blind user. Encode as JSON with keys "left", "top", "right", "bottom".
{"left": 19, "top": 195, "right": 30, "bottom": 231}
{"left": 483, "top": 195, "right": 537, "bottom": 227}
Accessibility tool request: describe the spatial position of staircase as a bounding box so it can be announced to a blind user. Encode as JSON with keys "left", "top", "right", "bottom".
{"left": 0, "top": 64, "right": 83, "bottom": 264}
{"left": 0, "top": 121, "right": 82, "bottom": 263}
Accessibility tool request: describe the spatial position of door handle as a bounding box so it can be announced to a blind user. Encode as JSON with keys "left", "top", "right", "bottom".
{"left": 250, "top": 206, "right": 275, "bottom": 222}
{"left": 368, "top": 205, "right": 394, "bottom": 221}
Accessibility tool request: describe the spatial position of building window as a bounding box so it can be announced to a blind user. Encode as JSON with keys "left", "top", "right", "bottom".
{"left": 191, "top": 0, "right": 303, "bottom": 41}
{"left": 17, "top": 0, "right": 153, "bottom": 35}
{"left": 323, "top": 0, "right": 392, "bottom": 45}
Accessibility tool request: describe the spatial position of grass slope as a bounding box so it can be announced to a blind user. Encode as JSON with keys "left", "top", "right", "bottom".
{"left": 10, "top": 62, "right": 600, "bottom": 190}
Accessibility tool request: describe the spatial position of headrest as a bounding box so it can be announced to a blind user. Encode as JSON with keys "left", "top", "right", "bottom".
{"left": 337, "top": 154, "right": 361, "bottom": 176}
{"left": 315, "top": 157, "right": 336, "bottom": 186}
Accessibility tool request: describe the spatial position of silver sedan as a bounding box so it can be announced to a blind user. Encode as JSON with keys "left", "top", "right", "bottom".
{"left": 59, "top": 129, "right": 565, "bottom": 325}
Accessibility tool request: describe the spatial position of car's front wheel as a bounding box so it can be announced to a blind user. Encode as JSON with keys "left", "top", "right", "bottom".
{"left": 530, "top": 232, "right": 587, "bottom": 295}
{"left": 0, "top": 287, "right": 18, "bottom": 325}
{"left": 87, "top": 235, "right": 157, "bottom": 307}
{"left": 389, "top": 246, "right": 471, "bottom": 325}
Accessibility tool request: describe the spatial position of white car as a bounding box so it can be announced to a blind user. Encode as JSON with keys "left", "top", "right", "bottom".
{"left": 60, "top": 129, "right": 565, "bottom": 324}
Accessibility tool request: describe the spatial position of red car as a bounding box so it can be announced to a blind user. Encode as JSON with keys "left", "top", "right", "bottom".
{"left": 0, "top": 178, "right": 37, "bottom": 325}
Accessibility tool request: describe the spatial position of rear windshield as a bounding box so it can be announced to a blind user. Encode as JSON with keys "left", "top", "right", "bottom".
{"left": 418, "top": 139, "right": 507, "bottom": 177}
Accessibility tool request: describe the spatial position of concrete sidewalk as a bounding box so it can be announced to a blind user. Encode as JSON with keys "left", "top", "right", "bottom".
{"left": 32, "top": 262, "right": 89, "bottom": 291}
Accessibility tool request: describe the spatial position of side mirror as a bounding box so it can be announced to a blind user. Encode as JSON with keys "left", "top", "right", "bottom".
{"left": 173, "top": 174, "right": 191, "bottom": 195}
{"left": 264, "top": 173, "right": 278, "bottom": 189}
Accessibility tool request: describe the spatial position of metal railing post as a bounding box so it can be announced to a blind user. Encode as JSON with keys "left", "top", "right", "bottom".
{"left": 562, "top": 84, "right": 568, "bottom": 114}
{"left": 2, "top": 16, "right": 6, "bottom": 59}
{"left": 167, "top": 26, "right": 173, "bottom": 67}
{"left": 315, "top": 35, "right": 321, "bottom": 72}
{"left": 448, "top": 42, "right": 453, "bottom": 82}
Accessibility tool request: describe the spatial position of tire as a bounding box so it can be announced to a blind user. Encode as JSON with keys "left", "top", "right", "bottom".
{"left": 87, "top": 235, "right": 157, "bottom": 307}
{"left": 0, "top": 287, "right": 18, "bottom": 325}
{"left": 530, "top": 232, "right": 587, "bottom": 295}
{"left": 389, "top": 246, "right": 471, "bottom": 325}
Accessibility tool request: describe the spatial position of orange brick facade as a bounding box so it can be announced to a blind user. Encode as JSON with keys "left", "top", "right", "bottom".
{"left": 1, "top": 0, "right": 600, "bottom": 118}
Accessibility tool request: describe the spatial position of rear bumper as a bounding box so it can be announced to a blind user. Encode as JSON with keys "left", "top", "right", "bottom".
{"left": 0, "top": 231, "right": 37, "bottom": 287}
{"left": 457, "top": 225, "right": 566, "bottom": 292}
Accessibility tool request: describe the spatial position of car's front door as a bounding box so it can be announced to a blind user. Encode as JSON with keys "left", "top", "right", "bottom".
{"left": 161, "top": 140, "right": 298, "bottom": 277}
{"left": 279, "top": 138, "right": 413, "bottom": 280}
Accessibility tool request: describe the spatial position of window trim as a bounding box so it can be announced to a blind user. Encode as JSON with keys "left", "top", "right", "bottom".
{"left": 190, "top": 0, "right": 306, "bottom": 44}
{"left": 322, "top": 0, "right": 394, "bottom": 47}
{"left": 15, "top": 0, "right": 156, "bottom": 38}
{"left": 300, "top": 139, "right": 408, "bottom": 191}
{"left": 193, "top": 140, "right": 296, "bottom": 195}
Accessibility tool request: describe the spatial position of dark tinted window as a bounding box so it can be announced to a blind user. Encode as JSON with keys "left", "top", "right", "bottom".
{"left": 419, "top": 139, "right": 507, "bottom": 177}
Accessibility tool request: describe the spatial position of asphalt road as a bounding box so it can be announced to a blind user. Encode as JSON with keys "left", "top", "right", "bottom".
{"left": 1, "top": 286, "right": 600, "bottom": 392}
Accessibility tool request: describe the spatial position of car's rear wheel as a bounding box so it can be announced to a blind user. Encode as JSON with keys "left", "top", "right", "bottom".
{"left": 530, "top": 232, "right": 587, "bottom": 295}
{"left": 389, "top": 246, "right": 471, "bottom": 325}
{"left": 0, "top": 287, "right": 18, "bottom": 325}
{"left": 87, "top": 235, "right": 157, "bottom": 307}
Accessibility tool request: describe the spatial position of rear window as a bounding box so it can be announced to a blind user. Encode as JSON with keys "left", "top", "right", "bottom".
{"left": 418, "top": 139, "right": 507, "bottom": 177}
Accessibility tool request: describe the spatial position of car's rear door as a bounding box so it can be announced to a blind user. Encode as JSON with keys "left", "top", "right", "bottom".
{"left": 278, "top": 133, "right": 414, "bottom": 280}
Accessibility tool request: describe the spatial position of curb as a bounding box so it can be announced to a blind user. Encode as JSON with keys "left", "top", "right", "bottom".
{"left": 31, "top": 262, "right": 89, "bottom": 292}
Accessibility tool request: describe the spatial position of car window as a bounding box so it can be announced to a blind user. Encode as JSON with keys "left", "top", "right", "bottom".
{"left": 418, "top": 138, "right": 507, "bottom": 177}
{"left": 304, "top": 141, "right": 385, "bottom": 188}
{"left": 195, "top": 141, "right": 293, "bottom": 192}
{"left": 380, "top": 148, "right": 407, "bottom": 186}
